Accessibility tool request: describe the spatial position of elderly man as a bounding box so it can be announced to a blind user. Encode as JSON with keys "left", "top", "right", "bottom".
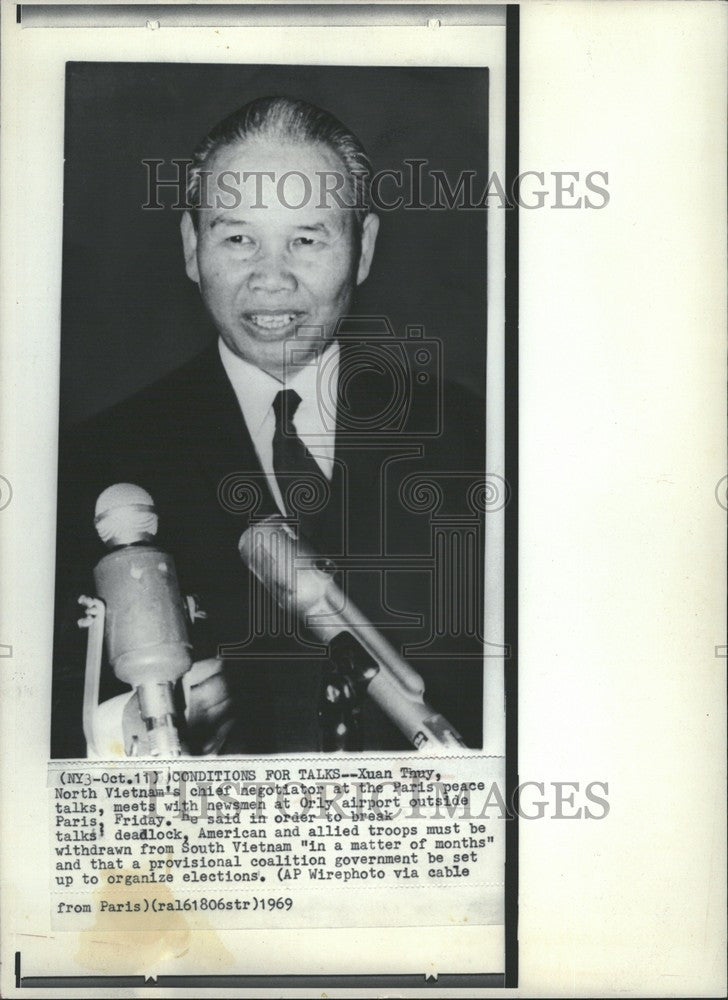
{"left": 52, "top": 96, "right": 485, "bottom": 758}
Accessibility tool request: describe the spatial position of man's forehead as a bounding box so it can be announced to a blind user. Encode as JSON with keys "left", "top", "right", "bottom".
{"left": 198, "top": 137, "right": 354, "bottom": 229}
{"left": 204, "top": 210, "right": 347, "bottom": 233}
{"left": 207, "top": 136, "right": 346, "bottom": 185}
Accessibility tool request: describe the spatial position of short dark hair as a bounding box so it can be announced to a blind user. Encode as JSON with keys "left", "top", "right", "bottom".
{"left": 187, "top": 95, "right": 372, "bottom": 236}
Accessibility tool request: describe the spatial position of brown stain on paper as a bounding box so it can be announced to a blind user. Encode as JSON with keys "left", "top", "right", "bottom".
{"left": 75, "top": 864, "right": 233, "bottom": 974}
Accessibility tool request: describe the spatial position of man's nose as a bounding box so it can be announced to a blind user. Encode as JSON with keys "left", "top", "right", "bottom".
{"left": 247, "top": 250, "right": 297, "bottom": 294}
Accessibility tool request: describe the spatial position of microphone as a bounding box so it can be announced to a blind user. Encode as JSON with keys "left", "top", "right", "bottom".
{"left": 86, "top": 484, "right": 192, "bottom": 756}
{"left": 239, "top": 515, "right": 466, "bottom": 750}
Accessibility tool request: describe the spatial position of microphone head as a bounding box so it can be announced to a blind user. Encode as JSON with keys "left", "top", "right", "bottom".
{"left": 94, "top": 483, "right": 158, "bottom": 547}
{"left": 238, "top": 515, "right": 333, "bottom": 613}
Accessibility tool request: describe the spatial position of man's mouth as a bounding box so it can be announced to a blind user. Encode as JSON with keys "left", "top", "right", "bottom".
{"left": 245, "top": 312, "right": 301, "bottom": 332}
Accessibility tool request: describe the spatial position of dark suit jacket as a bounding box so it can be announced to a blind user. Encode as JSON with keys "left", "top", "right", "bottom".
{"left": 51, "top": 339, "right": 485, "bottom": 758}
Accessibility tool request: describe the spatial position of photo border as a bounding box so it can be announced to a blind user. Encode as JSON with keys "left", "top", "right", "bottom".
{"left": 8, "top": 3, "right": 519, "bottom": 992}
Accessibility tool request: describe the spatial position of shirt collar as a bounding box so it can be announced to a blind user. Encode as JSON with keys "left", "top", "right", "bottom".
{"left": 218, "top": 336, "right": 339, "bottom": 433}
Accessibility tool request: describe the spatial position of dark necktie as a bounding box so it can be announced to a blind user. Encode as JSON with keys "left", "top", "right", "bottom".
{"left": 271, "top": 389, "right": 328, "bottom": 518}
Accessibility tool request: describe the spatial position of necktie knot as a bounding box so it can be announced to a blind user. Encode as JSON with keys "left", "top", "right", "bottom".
{"left": 273, "top": 389, "right": 302, "bottom": 430}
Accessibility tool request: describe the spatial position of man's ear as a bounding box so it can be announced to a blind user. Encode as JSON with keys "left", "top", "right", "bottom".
{"left": 180, "top": 211, "right": 200, "bottom": 283}
{"left": 356, "top": 212, "right": 380, "bottom": 286}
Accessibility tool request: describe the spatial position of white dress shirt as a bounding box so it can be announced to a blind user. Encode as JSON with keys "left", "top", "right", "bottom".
{"left": 218, "top": 336, "right": 339, "bottom": 515}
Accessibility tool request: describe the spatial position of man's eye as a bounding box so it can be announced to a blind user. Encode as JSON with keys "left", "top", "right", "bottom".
{"left": 227, "top": 234, "right": 253, "bottom": 246}
{"left": 292, "top": 236, "right": 320, "bottom": 248}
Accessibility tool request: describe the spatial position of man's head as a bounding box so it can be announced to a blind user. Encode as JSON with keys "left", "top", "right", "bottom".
{"left": 181, "top": 96, "right": 379, "bottom": 380}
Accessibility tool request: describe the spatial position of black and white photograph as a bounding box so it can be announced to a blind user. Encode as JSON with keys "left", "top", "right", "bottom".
{"left": 50, "top": 63, "right": 499, "bottom": 761}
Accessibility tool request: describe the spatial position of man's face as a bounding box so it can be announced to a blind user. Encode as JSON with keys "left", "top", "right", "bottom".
{"left": 181, "top": 137, "right": 378, "bottom": 380}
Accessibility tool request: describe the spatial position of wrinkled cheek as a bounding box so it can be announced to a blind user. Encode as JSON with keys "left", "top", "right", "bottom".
{"left": 200, "top": 273, "right": 240, "bottom": 320}
{"left": 334, "top": 283, "right": 355, "bottom": 315}
{"left": 327, "top": 271, "right": 356, "bottom": 311}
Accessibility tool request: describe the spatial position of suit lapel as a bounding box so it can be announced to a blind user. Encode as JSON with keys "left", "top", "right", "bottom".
{"left": 181, "top": 343, "right": 279, "bottom": 524}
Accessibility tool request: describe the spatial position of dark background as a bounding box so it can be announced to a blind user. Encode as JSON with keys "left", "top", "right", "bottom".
{"left": 60, "top": 63, "right": 488, "bottom": 426}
